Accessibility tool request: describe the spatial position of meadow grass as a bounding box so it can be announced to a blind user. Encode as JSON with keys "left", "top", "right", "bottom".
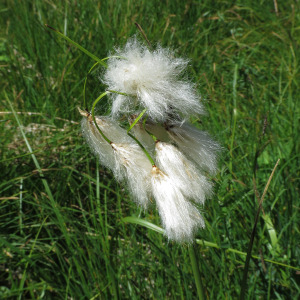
{"left": 1, "top": 0, "right": 299, "bottom": 299}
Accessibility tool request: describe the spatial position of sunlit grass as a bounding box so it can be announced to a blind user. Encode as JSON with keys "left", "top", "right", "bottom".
{"left": 1, "top": 1, "right": 299, "bottom": 299}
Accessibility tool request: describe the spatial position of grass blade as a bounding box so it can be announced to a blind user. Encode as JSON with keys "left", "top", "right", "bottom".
{"left": 5, "top": 92, "right": 70, "bottom": 245}
{"left": 239, "top": 159, "right": 280, "bottom": 300}
{"left": 188, "top": 244, "right": 206, "bottom": 300}
{"left": 123, "top": 215, "right": 299, "bottom": 271}
{"left": 45, "top": 24, "right": 107, "bottom": 67}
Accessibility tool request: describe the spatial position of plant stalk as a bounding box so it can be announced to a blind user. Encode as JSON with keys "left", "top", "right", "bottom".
{"left": 188, "top": 244, "right": 206, "bottom": 300}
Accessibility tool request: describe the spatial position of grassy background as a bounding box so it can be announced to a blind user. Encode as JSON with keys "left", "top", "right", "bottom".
{"left": 1, "top": 0, "right": 299, "bottom": 299}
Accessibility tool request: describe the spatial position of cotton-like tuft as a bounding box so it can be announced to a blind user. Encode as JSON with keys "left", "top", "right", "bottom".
{"left": 151, "top": 166, "right": 205, "bottom": 243}
{"left": 167, "top": 121, "right": 220, "bottom": 175}
{"left": 103, "top": 38, "right": 205, "bottom": 121}
{"left": 155, "top": 141, "right": 213, "bottom": 204}
{"left": 111, "top": 143, "right": 152, "bottom": 207}
{"left": 80, "top": 111, "right": 119, "bottom": 173}
{"left": 80, "top": 109, "right": 152, "bottom": 207}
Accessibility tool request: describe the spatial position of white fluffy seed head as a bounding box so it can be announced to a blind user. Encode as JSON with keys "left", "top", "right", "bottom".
{"left": 103, "top": 38, "right": 205, "bottom": 121}
{"left": 167, "top": 121, "right": 220, "bottom": 175}
{"left": 151, "top": 166, "right": 205, "bottom": 243}
{"left": 80, "top": 109, "right": 152, "bottom": 207}
{"left": 130, "top": 119, "right": 220, "bottom": 178}
{"left": 111, "top": 143, "right": 152, "bottom": 208}
{"left": 80, "top": 113, "right": 117, "bottom": 172}
{"left": 155, "top": 141, "right": 213, "bottom": 204}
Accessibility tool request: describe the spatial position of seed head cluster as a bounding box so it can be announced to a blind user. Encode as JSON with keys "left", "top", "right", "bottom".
{"left": 80, "top": 38, "right": 220, "bottom": 243}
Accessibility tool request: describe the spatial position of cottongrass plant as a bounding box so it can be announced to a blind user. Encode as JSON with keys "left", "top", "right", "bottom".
{"left": 78, "top": 37, "right": 220, "bottom": 243}
{"left": 45, "top": 25, "right": 220, "bottom": 299}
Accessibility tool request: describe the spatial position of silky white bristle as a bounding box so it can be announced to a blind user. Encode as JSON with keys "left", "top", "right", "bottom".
{"left": 103, "top": 38, "right": 205, "bottom": 121}
{"left": 167, "top": 121, "right": 220, "bottom": 175}
{"left": 151, "top": 166, "right": 205, "bottom": 243}
{"left": 155, "top": 141, "right": 213, "bottom": 204}
{"left": 81, "top": 112, "right": 152, "bottom": 207}
{"left": 112, "top": 143, "right": 152, "bottom": 208}
{"left": 81, "top": 117, "right": 117, "bottom": 173}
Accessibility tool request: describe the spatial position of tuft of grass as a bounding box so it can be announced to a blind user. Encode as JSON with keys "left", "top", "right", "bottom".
{"left": 1, "top": 1, "right": 299, "bottom": 299}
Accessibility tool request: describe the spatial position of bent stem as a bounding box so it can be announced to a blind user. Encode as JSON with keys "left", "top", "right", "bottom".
{"left": 90, "top": 91, "right": 156, "bottom": 166}
{"left": 141, "top": 116, "right": 158, "bottom": 142}
{"left": 127, "top": 109, "right": 156, "bottom": 166}
{"left": 83, "top": 57, "right": 127, "bottom": 109}
{"left": 83, "top": 61, "right": 100, "bottom": 110}
{"left": 188, "top": 244, "right": 206, "bottom": 300}
{"left": 90, "top": 89, "right": 131, "bottom": 143}
{"left": 127, "top": 132, "right": 155, "bottom": 166}
{"left": 91, "top": 91, "right": 112, "bottom": 144}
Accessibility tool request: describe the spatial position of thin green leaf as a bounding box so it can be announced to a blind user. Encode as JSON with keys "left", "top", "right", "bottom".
{"left": 45, "top": 24, "right": 107, "bottom": 67}
{"left": 123, "top": 216, "right": 300, "bottom": 272}
{"left": 127, "top": 108, "right": 147, "bottom": 133}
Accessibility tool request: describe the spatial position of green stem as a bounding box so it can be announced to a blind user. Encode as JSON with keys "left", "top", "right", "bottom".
{"left": 127, "top": 109, "right": 147, "bottom": 133}
{"left": 83, "top": 57, "right": 126, "bottom": 109}
{"left": 229, "top": 64, "right": 238, "bottom": 174}
{"left": 101, "top": 56, "right": 127, "bottom": 61}
{"left": 145, "top": 129, "right": 158, "bottom": 142}
{"left": 83, "top": 62, "right": 100, "bottom": 109}
{"left": 126, "top": 109, "right": 156, "bottom": 166}
{"left": 90, "top": 89, "right": 155, "bottom": 165}
{"left": 188, "top": 244, "right": 206, "bottom": 300}
{"left": 127, "top": 132, "right": 155, "bottom": 166}
{"left": 107, "top": 89, "right": 129, "bottom": 96}
{"left": 91, "top": 91, "right": 112, "bottom": 144}
{"left": 142, "top": 117, "right": 158, "bottom": 142}
{"left": 122, "top": 217, "right": 300, "bottom": 271}
{"left": 89, "top": 89, "right": 131, "bottom": 143}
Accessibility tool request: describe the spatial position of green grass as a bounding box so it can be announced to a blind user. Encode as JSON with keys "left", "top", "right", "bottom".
{"left": 1, "top": 0, "right": 299, "bottom": 299}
